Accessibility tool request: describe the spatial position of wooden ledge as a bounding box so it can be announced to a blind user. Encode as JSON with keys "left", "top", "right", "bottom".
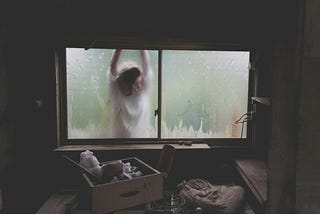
{"left": 54, "top": 144, "right": 210, "bottom": 152}
{"left": 251, "top": 97, "right": 271, "bottom": 106}
{"left": 235, "top": 159, "right": 267, "bottom": 208}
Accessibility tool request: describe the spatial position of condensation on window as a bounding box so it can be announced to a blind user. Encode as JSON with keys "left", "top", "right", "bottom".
{"left": 66, "top": 48, "right": 249, "bottom": 140}
{"left": 66, "top": 48, "right": 158, "bottom": 139}
{"left": 161, "top": 50, "right": 249, "bottom": 138}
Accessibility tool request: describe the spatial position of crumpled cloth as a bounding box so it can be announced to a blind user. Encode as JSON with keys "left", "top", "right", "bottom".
{"left": 79, "top": 150, "right": 102, "bottom": 178}
{"left": 178, "top": 179, "right": 245, "bottom": 214}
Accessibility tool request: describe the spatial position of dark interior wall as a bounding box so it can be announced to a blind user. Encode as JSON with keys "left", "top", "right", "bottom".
{"left": 0, "top": 1, "right": 308, "bottom": 213}
{"left": 295, "top": 0, "right": 320, "bottom": 212}
{"left": 0, "top": 14, "right": 10, "bottom": 178}
{"left": 1, "top": 24, "right": 58, "bottom": 214}
{"left": 266, "top": 0, "right": 320, "bottom": 213}
{"left": 267, "top": 0, "right": 303, "bottom": 213}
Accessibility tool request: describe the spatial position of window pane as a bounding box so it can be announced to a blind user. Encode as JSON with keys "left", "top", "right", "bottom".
{"left": 161, "top": 50, "right": 249, "bottom": 138}
{"left": 66, "top": 48, "right": 158, "bottom": 139}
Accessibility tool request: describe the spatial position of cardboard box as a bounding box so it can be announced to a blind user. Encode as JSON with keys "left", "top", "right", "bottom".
{"left": 82, "top": 157, "right": 164, "bottom": 214}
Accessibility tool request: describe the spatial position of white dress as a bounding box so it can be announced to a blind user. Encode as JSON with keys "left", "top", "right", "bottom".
{"left": 107, "top": 67, "right": 153, "bottom": 138}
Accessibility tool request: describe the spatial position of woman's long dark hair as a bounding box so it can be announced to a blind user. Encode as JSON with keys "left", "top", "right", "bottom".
{"left": 117, "top": 67, "right": 141, "bottom": 93}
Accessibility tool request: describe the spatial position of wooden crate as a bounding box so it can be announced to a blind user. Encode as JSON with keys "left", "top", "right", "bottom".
{"left": 82, "top": 157, "right": 164, "bottom": 214}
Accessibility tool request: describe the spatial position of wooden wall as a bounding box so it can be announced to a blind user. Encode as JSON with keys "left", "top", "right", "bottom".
{"left": 267, "top": 0, "right": 302, "bottom": 213}
{"left": 295, "top": 0, "right": 320, "bottom": 212}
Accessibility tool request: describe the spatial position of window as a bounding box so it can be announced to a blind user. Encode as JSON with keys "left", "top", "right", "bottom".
{"left": 56, "top": 41, "right": 254, "bottom": 146}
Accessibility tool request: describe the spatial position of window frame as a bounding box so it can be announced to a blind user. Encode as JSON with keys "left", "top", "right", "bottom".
{"left": 55, "top": 38, "right": 256, "bottom": 148}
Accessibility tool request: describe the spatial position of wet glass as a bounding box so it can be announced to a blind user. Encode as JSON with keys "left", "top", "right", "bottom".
{"left": 162, "top": 50, "right": 249, "bottom": 138}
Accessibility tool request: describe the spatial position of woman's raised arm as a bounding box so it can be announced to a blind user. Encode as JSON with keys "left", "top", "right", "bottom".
{"left": 109, "top": 49, "right": 122, "bottom": 76}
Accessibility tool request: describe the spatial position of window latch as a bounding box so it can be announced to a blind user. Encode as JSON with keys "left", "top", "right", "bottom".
{"left": 235, "top": 111, "right": 255, "bottom": 124}
{"left": 154, "top": 109, "right": 159, "bottom": 116}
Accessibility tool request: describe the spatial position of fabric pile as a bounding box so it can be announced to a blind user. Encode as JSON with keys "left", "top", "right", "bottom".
{"left": 178, "top": 179, "right": 245, "bottom": 214}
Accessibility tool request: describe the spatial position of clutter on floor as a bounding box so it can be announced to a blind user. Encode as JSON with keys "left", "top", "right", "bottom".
{"left": 58, "top": 149, "right": 254, "bottom": 214}
{"left": 78, "top": 150, "right": 144, "bottom": 183}
{"left": 63, "top": 150, "right": 164, "bottom": 214}
{"left": 177, "top": 178, "right": 246, "bottom": 214}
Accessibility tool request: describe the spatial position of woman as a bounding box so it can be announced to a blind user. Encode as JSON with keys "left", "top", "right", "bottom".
{"left": 107, "top": 49, "right": 153, "bottom": 138}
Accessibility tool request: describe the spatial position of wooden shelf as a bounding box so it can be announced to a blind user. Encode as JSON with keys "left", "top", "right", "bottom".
{"left": 235, "top": 159, "right": 267, "bottom": 209}
{"left": 251, "top": 97, "right": 271, "bottom": 106}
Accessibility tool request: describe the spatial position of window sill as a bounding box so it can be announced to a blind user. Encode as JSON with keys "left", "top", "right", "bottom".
{"left": 54, "top": 143, "right": 210, "bottom": 152}
{"left": 234, "top": 159, "right": 267, "bottom": 209}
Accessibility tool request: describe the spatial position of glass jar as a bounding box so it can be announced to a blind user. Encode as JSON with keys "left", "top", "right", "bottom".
{"left": 148, "top": 191, "right": 186, "bottom": 214}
